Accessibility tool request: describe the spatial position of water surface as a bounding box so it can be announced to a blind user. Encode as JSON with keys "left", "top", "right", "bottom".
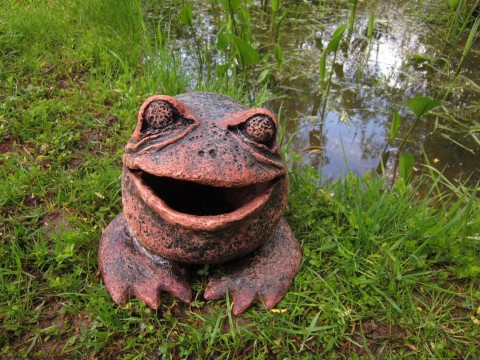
{"left": 154, "top": 0, "right": 480, "bottom": 182}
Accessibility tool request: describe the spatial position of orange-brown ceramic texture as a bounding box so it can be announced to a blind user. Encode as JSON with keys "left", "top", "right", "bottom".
{"left": 99, "top": 93, "right": 301, "bottom": 315}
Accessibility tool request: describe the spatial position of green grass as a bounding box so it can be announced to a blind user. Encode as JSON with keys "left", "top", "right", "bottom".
{"left": 1, "top": 0, "right": 479, "bottom": 358}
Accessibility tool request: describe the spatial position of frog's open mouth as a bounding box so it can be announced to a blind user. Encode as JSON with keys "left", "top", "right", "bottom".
{"left": 129, "top": 170, "right": 279, "bottom": 225}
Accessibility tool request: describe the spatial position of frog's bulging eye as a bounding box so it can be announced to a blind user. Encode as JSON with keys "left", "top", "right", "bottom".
{"left": 141, "top": 100, "right": 178, "bottom": 134}
{"left": 240, "top": 115, "right": 276, "bottom": 146}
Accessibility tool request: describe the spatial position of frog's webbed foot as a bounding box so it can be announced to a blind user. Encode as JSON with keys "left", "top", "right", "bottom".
{"left": 204, "top": 218, "right": 301, "bottom": 315}
{"left": 99, "top": 212, "right": 192, "bottom": 309}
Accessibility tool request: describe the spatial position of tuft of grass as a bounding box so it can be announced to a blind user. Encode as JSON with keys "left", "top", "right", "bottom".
{"left": 287, "top": 164, "right": 479, "bottom": 357}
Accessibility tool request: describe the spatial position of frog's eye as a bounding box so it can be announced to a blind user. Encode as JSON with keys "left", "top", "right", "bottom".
{"left": 141, "top": 100, "right": 178, "bottom": 135}
{"left": 239, "top": 115, "right": 277, "bottom": 146}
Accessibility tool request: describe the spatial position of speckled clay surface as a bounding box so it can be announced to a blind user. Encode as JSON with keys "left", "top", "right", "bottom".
{"left": 98, "top": 93, "right": 302, "bottom": 315}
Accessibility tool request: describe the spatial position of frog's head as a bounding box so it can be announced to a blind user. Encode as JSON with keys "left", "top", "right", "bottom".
{"left": 121, "top": 93, "right": 289, "bottom": 264}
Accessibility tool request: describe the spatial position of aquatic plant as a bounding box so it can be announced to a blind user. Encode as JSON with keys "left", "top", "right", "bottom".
{"left": 318, "top": 23, "right": 348, "bottom": 122}
{"left": 215, "top": 0, "right": 259, "bottom": 70}
{"left": 270, "top": 0, "right": 288, "bottom": 42}
{"left": 445, "top": 0, "right": 480, "bottom": 48}
{"left": 412, "top": 0, "right": 480, "bottom": 151}
{"left": 444, "top": 15, "right": 480, "bottom": 98}
{"left": 367, "top": 9, "right": 375, "bottom": 39}
{"left": 179, "top": 3, "right": 204, "bottom": 79}
{"left": 348, "top": 0, "right": 359, "bottom": 33}
{"left": 381, "top": 96, "right": 440, "bottom": 183}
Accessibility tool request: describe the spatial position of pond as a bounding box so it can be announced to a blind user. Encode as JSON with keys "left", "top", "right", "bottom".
{"left": 150, "top": 0, "right": 480, "bottom": 183}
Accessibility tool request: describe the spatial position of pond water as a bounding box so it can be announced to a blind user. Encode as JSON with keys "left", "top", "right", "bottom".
{"left": 154, "top": 0, "right": 480, "bottom": 183}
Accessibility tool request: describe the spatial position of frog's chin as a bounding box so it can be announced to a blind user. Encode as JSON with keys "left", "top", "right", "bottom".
{"left": 128, "top": 169, "right": 279, "bottom": 230}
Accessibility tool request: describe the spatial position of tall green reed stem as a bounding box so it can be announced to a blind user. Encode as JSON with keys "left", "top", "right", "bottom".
{"left": 318, "top": 23, "right": 348, "bottom": 122}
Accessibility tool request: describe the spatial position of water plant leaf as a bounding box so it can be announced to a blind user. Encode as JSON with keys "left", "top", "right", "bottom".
{"left": 216, "top": 26, "right": 231, "bottom": 50}
{"left": 319, "top": 52, "right": 327, "bottom": 85}
{"left": 408, "top": 53, "right": 431, "bottom": 62}
{"left": 399, "top": 153, "right": 415, "bottom": 181}
{"left": 258, "top": 69, "right": 269, "bottom": 84}
{"left": 277, "top": 10, "right": 288, "bottom": 25}
{"left": 219, "top": 0, "right": 241, "bottom": 12}
{"left": 446, "top": 0, "right": 460, "bottom": 10}
{"left": 388, "top": 109, "right": 402, "bottom": 142}
{"left": 216, "top": 63, "right": 230, "bottom": 76}
{"left": 407, "top": 96, "right": 439, "bottom": 118}
{"left": 238, "top": 5, "right": 251, "bottom": 28}
{"left": 179, "top": 4, "right": 193, "bottom": 26}
{"left": 326, "top": 24, "right": 348, "bottom": 53}
{"left": 271, "top": 0, "right": 279, "bottom": 13}
{"left": 275, "top": 43, "right": 283, "bottom": 65}
{"left": 230, "top": 0, "right": 241, "bottom": 12}
{"left": 367, "top": 10, "right": 375, "bottom": 38}
{"left": 232, "top": 35, "right": 259, "bottom": 66}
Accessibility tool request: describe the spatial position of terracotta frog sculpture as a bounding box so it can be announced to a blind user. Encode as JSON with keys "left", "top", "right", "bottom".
{"left": 99, "top": 93, "right": 301, "bottom": 315}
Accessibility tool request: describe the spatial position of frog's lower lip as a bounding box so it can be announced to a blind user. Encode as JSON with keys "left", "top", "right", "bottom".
{"left": 130, "top": 170, "right": 279, "bottom": 229}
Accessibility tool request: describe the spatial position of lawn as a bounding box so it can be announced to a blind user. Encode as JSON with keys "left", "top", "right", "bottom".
{"left": 1, "top": 0, "right": 479, "bottom": 358}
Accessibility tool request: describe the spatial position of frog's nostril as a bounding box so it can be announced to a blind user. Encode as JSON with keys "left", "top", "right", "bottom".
{"left": 198, "top": 149, "right": 217, "bottom": 158}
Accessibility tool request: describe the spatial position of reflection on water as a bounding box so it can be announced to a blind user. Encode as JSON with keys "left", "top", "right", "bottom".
{"left": 156, "top": 0, "right": 480, "bottom": 182}
{"left": 270, "top": 0, "right": 479, "bottom": 182}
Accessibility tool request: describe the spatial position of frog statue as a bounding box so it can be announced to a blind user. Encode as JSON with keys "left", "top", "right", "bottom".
{"left": 99, "top": 93, "right": 302, "bottom": 315}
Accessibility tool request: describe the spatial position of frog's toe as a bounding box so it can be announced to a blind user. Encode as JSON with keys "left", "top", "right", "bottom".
{"left": 129, "top": 274, "right": 192, "bottom": 309}
{"left": 231, "top": 292, "right": 257, "bottom": 315}
{"left": 132, "top": 282, "right": 163, "bottom": 309}
{"left": 262, "top": 291, "right": 284, "bottom": 310}
{"left": 99, "top": 212, "right": 192, "bottom": 309}
{"left": 106, "top": 282, "right": 130, "bottom": 307}
{"left": 232, "top": 288, "right": 286, "bottom": 315}
{"left": 204, "top": 273, "right": 289, "bottom": 315}
{"left": 204, "top": 277, "right": 256, "bottom": 315}
{"left": 204, "top": 218, "right": 301, "bottom": 315}
{"left": 203, "top": 276, "right": 228, "bottom": 301}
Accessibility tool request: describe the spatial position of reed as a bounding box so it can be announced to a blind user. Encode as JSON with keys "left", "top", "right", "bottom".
{"left": 318, "top": 23, "right": 348, "bottom": 122}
